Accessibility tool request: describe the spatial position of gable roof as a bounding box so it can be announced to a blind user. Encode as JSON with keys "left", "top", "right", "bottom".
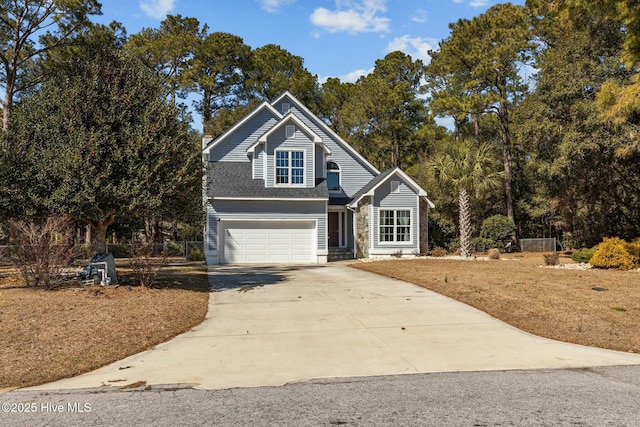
{"left": 202, "top": 102, "right": 282, "bottom": 154}
{"left": 258, "top": 113, "right": 321, "bottom": 143}
{"left": 206, "top": 162, "right": 329, "bottom": 200}
{"left": 348, "top": 167, "right": 434, "bottom": 208}
{"left": 273, "top": 91, "right": 380, "bottom": 176}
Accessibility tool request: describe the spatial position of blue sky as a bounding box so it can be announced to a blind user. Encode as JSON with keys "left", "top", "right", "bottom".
{"left": 95, "top": 0, "right": 525, "bottom": 83}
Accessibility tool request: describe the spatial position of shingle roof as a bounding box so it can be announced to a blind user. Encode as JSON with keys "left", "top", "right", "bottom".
{"left": 206, "top": 162, "right": 329, "bottom": 199}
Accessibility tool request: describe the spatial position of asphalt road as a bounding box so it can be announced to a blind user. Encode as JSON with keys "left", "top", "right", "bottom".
{"left": 2, "top": 365, "right": 640, "bottom": 426}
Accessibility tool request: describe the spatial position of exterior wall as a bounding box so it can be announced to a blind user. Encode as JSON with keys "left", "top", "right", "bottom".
{"left": 370, "top": 177, "right": 420, "bottom": 255}
{"left": 209, "top": 109, "right": 278, "bottom": 162}
{"left": 279, "top": 100, "right": 377, "bottom": 198}
{"left": 205, "top": 199, "right": 327, "bottom": 264}
{"left": 253, "top": 145, "right": 264, "bottom": 179}
{"left": 315, "top": 144, "right": 325, "bottom": 180}
{"left": 264, "top": 126, "right": 315, "bottom": 189}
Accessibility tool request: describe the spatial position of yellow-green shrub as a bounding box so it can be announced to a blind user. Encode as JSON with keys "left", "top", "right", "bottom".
{"left": 589, "top": 237, "right": 638, "bottom": 270}
{"left": 626, "top": 238, "right": 640, "bottom": 259}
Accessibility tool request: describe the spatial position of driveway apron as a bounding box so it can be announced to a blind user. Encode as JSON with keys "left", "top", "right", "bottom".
{"left": 32, "top": 264, "right": 640, "bottom": 390}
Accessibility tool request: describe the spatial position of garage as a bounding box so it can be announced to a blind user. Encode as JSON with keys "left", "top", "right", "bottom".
{"left": 220, "top": 220, "right": 316, "bottom": 264}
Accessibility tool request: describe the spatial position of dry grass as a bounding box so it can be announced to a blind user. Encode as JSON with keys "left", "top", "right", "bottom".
{"left": 353, "top": 253, "right": 640, "bottom": 354}
{"left": 0, "top": 262, "right": 209, "bottom": 389}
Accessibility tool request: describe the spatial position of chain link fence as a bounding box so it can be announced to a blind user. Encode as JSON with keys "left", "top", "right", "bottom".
{"left": 519, "top": 238, "right": 558, "bottom": 252}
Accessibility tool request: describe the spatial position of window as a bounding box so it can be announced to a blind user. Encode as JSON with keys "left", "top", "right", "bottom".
{"left": 282, "top": 102, "right": 290, "bottom": 114}
{"left": 326, "top": 161, "right": 340, "bottom": 191}
{"left": 276, "top": 151, "right": 304, "bottom": 185}
{"left": 285, "top": 125, "right": 295, "bottom": 138}
{"left": 379, "top": 209, "right": 411, "bottom": 243}
{"left": 391, "top": 180, "right": 400, "bottom": 193}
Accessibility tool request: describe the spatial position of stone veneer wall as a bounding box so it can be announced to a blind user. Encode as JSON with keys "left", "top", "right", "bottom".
{"left": 355, "top": 198, "right": 370, "bottom": 258}
{"left": 419, "top": 198, "right": 429, "bottom": 255}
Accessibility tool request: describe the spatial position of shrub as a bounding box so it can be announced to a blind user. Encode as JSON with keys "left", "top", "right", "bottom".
{"left": 472, "top": 237, "right": 497, "bottom": 253}
{"left": 480, "top": 215, "right": 515, "bottom": 242}
{"left": 391, "top": 249, "right": 403, "bottom": 258}
{"left": 8, "top": 216, "right": 76, "bottom": 289}
{"left": 129, "top": 242, "right": 167, "bottom": 287}
{"left": 589, "top": 237, "right": 638, "bottom": 270}
{"left": 187, "top": 246, "right": 204, "bottom": 261}
{"left": 430, "top": 247, "right": 448, "bottom": 257}
{"left": 164, "top": 241, "right": 184, "bottom": 257}
{"left": 487, "top": 248, "right": 500, "bottom": 260}
{"left": 626, "top": 239, "right": 640, "bottom": 259}
{"left": 571, "top": 247, "right": 596, "bottom": 263}
{"left": 543, "top": 252, "right": 559, "bottom": 266}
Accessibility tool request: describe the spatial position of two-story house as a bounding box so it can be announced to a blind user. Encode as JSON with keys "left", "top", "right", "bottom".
{"left": 202, "top": 91, "right": 434, "bottom": 264}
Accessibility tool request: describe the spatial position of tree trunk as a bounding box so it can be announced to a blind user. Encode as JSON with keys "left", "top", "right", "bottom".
{"left": 459, "top": 187, "right": 472, "bottom": 258}
{"left": 498, "top": 102, "right": 515, "bottom": 225}
{"left": 90, "top": 214, "right": 116, "bottom": 254}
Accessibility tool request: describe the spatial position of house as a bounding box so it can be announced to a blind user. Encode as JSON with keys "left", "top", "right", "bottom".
{"left": 202, "top": 91, "right": 434, "bottom": 264}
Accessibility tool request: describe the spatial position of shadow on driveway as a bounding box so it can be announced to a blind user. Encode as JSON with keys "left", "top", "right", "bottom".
{"left": 208, "top": 264, "right": 324, "bottom": 292}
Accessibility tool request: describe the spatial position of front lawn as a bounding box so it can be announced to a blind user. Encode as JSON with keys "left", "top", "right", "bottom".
{"left": 353, "top": 253, "right": 640, "bottom": 354}
{"left": 0, "top": 263, "right": 209, "bottom": 390}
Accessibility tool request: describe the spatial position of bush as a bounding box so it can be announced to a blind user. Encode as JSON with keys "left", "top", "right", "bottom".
{"left": 571, "top": 247, "right": 596, "bottom": 263}
{"left": 187, "top": 246, "right": 204, "bottom": 261}
{"left": 472, "top": 237, "right": 497, "bottom": 253}
{"left": 129, "top": 242, "right": 167, "bottom": 287}
{"left": 480, "top": 215, "right": 515, "bottom": 242}
{"left": 8, "top": 216, "right": 76, "bottom": 289}
{"left": 430, "top": 247, "right": 448, "bottom": 257}
{"left": 487, "top": 248, "right": 500, "bottom": 260}
{"left": 167, "top": 241, "right": 184, "bottom": 257}
{"left": 543, "top": 252, "right": 559, "bottom": 266}
{"left": 589, "top": 237, "right": 638, "bottom": 270}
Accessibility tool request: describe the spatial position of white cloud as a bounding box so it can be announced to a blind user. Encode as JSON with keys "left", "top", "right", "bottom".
{"left": 411, "top": 9, "right": 428, "bottom": 24}
{"left": 257, "top": 0, "right": 296, "bottom": 13}
{"left": 139, "top": 0, "right": 176, "bottom": 20}
{"left": 385, "top": 35, "right": 438, "bottom": 63}
{"left": 310, "top": 0, "right": 390, "bottom": 34}
{"left": 319, "top": 67, "right": 374, "bottom": 84}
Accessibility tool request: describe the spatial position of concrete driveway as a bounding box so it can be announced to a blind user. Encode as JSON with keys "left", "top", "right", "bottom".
{"left": 33, "top": 263, "right": 640, "bottom": 391}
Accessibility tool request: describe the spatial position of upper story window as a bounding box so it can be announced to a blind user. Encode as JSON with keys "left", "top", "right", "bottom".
{"left": 276, "top": 150, "right": 304, "bottom": 185}
{"left": 327, "top": 161, "right": 340, "bottom": 191}
{"left": 282, "top": 102, "right": 290, "bottom": 114}
{"left": 391, "top": 180, "right": 400, "bottom": 193}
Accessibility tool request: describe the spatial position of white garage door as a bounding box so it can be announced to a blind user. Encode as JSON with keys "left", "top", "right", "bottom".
{"left": 220, "top": 221, "right": 316, "bottom": 264}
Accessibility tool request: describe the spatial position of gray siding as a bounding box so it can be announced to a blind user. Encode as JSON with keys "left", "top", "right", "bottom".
{"left": 210, "top": 109, "right": 278, "bottom": 162}
{"left": 207, "top": 200, "right": 327, "bottom": 251}
{"left": 371, "top": 177, "right": 419, "bottom": 251}
{"left": 315, "top": 144, "right": 325, "bottom": 180}
{"left": 283, "top": 102, "right": 377, "bottom": 198}
{"left": 265, "top": 126, "right": 315, "bottom": 188}
{"left": 253, "top": 145, "right": 264, "bottom": 179}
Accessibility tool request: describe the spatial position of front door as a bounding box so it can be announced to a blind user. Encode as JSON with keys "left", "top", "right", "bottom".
{"left": 328, "top": 212, "right": 339, "bottom": 247}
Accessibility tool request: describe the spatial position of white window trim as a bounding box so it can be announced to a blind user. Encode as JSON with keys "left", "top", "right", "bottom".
{"left": 327, "top": 161, "right": 341, "bottom": 193}
{"left": 391, "top": 180, "right": 400, "bottom": 193}
{"left": 377, "top": 208, "right": 413, "bottom": 245}
{"left": 275, "top": 149, "right": 305, "bottom": 187}
{"left": 282, "top": 102, "right": 290, "bottom": 114}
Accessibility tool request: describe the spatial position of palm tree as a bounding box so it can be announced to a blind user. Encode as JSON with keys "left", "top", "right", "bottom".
{"left": 429, "top": 139, "right": 504, "bottom": 258}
